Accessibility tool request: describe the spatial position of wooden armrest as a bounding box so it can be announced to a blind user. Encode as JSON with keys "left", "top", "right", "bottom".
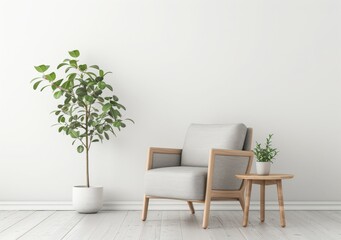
{"left": 210, "top": 149, "right": 253, "bottom": 157}
{"left": 149, "top": 147, "right": 182, "bottom": 155}
{"left": 146, "top": 147, "right": 182, "bottom": 170}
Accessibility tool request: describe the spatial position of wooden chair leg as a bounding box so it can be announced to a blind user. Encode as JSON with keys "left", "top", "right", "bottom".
{"left": 202, "top": 195, "right": 212, "bottom": 229}
{"left": 242, "top": 180, "right": 252, "bottom": 227}
{"left": 187, "top": 201, "right": 195, "bottom": 214}
{"left": 141, "top": 195, "right": 149, "bottom": 221}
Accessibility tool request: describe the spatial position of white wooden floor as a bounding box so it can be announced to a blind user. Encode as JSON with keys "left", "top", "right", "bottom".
{"left": 0, "top": 210, "right": 340, "bottom": 240}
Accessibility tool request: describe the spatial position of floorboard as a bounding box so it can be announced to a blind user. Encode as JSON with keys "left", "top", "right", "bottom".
{"left": 19, "top": 211, "right": 83, "bottom": 240}
{"left": 0, "top": 211, "right": 54, "bottom": 240}
{"left": 0, "top": 210, "right": 339, "bottom": 240}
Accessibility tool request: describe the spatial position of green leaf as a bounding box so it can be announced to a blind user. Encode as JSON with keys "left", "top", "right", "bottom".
{"left": 33, "top": 80, "right": 42, "bottom": 90}
{"left": 95, "top": 77, "right": 103, "bottom": 81}
{"left": 69, "top": 130, "right": 79, "bottom": 138}
{"left": 57, "top": 63, "right": 68, "bottom": 69}
{"left": 76, "top": 88, "right": 87, "bottom": 96}
{"left": 65, "top": 67, "right": 72, "bottom": 73}
{"left": 79, "top": 64, "right": 87, "bottom": 71}
{"left": 99, "top": 69, "right": 104, "bottom": 77}
{"left": 58, "top": 115, "right": 65, "bottom": 123}
{"left": 52, "top": 79, "right": 63, "bottom": 91}
{"left": 84, "top": 95, "right": 94, "bottom": 104}
{"left": 89, "top": 65, "right": 99, "bottom": 70}
{"left": 77, "top": 145, "right": 84, "bottom": 153}
{"left": 40, "top": 85, "right": 50, "bottom": 92}
{"left": 34, "top": 65, "right": 50, "bottom": 73}
{"left": 106, "top": 84, "right": 113, "bottom": 91}
{"left": 103, "top": 71, "right": 112, "bottom": 77}
{"left": 112, "top": 95, "right": 119, "bottom": 101}
{"left": 68, "top": 73, "right": 77, "bottom": 81}
{"left": 30, "top": 77, "right": 41, "bottom": 83}
{"left": 54, "top": 91, "right": 63, "bottom": 99}
{"left": 104, "top": 132, "right": 109, "bottom": 140}
{"left": 102, "top": 103, "right": 111, "bottom": 112}
{"left": 69, "top": 60, "right": 77, "bottom": 67}
{"left": 45, "top": 72, "right": 56, "bottom": 81}
{"left": 68, "top": 50, "right": 80, "bottom": 58}
{"left": 126, "top": 118, "right": 135, "bottom": 124}
{"left": 98, "top": 81, "right": 106, "bottom": 90}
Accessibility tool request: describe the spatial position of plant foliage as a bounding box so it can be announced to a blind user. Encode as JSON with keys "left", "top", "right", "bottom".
{"left": 253, "top": 134, "right": 279, "bottom": 163}
{"left": 31, "top": 50, "right": 134, "bottom": 187}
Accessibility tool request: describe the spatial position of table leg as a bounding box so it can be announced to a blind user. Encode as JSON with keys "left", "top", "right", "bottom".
{"left": 243, "top": 180, "right": 252, "bottom": 227}
{"left": 260, "top": 180, "right": 265, "bottom": 222}
{"left": 276, "top": 180, "right": 286, "bottom": 227}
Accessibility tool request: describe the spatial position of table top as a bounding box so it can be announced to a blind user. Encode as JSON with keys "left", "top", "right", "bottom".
{"left": 235, "top": 174, "right": 294, "bottom": 180}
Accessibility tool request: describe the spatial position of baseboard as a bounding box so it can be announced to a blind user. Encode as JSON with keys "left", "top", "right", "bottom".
{"left": 0, "top": 200, "right": 340, "bottom": 211}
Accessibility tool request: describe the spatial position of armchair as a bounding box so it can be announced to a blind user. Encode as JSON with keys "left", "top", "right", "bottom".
{"left": 142, "top": 123, "right": 253, "bottom": 229}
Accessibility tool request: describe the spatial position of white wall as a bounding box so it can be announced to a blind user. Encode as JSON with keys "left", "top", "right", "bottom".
{"left": 0, "top": 0, "right": 340, "bottom": 203}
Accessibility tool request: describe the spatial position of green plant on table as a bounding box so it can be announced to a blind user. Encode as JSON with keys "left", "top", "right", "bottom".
{"left": 253, "top": 134, "right": 279, "bottom": 163}
{"left": 31, "top": 50, "right": 134, "bottom": 187}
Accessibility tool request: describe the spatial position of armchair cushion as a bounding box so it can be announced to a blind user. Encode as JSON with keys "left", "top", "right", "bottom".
{"left": 144, "top": 166, "right": 207, "bottom": 200}
{"left": 181, "top": 123, "right": 247, "bottom": 167}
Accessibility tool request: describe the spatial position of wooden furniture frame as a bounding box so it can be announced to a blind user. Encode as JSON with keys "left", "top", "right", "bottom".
{"left": 235, "top": 174, "right": 294, "bottom": 227}
{"left": 142, "top": 147, "right": 254, "bottom": 229}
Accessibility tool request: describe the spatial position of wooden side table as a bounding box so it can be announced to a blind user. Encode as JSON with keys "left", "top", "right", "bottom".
{"left": 235, "top": 174, "right": 294, "bottom": 227}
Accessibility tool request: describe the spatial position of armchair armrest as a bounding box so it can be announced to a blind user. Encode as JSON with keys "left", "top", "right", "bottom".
{"left": 146, "top": 147, "right": 182, "bottom": 170}
{"left": 207, "top": 149, "right": 254, "bottom": 191}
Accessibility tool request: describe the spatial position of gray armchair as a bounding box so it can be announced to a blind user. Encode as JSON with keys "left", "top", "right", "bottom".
{"left": 142, "top": 123, "right": 254, "bottom": 228}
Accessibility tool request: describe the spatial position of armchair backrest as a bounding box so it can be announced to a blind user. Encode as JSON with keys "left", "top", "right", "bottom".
{"left": 181, "top": 123, "right": 249, "bottom": 167}
{"left": 243, "top": 128, "right": 253, "bottom": 151}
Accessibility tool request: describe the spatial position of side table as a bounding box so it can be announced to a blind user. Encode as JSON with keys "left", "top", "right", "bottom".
{"left": 235, "top": 174, "right": 294, "bottom": 227}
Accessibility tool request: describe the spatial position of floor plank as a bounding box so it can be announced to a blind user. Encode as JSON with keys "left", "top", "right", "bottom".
{"left": 62, "top": 211, "right": 128, "bottom": 240}
{"left": 194, "top": 211, "right": 230, "bottom": 240}
{"left": 0, "top": 210, "right": 340, "bottom": 240}
{"left": 215, "top": 210, "right": 247, "bottom": 239}
{"left": 241, "top": 211, "right": 288, "bottom": 240}
{"left": 0, "top": 211, "right": 55, "bottom": 240}
{"left": 180, "top": 211, "right": 211, "bottom": 240}
{"left": 113, "top": 211, "right": 144, "bottom": 240}
{"left": 0, "top": 211, "right": 35, "bottom": 233}
{"left": 0, "top": 211, "right": 17, "bottom": 221}
{"left": 18, "top": 211, "right": 84, "bottom": 240}
{"left": 159, "top": 211, "right": 182, "bottom": 240}
{"left": 139, "top": 211, "right": 162, "bottom": 240}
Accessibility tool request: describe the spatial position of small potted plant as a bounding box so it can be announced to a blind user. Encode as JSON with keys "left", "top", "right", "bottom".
{"left": 31, "top": 50, "right": 133, "bottom": 213}
{"left": 253, "top": 134, "right": 279, "bottom": 175}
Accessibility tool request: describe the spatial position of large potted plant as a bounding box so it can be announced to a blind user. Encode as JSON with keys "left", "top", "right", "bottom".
{"left": 253, "top": 134, "right": 279, "bottom": 175}
{"left": 31, "top": 50, "right": 133, "bottom": 213}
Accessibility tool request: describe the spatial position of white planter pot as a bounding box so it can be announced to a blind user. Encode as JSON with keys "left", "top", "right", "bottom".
{"left": 72, "top": 186, "right": 103, "bottom": 213}
{"left": 256, "top": 162, "right": 271, "bottom": 175}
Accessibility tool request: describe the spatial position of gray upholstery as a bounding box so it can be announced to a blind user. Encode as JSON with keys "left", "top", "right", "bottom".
{"left": 212, "top": 155, "right": 249, "bottom": 190}
{"left": 243, "top": 128, "right": 253, "bottom": 151}
{"left": 181, "top": 123, "right": 247, "bottom": 167}
{"left": 145, "top": 166, "right": 207, "bottom": 200}
{"left": 151, "top": 153, "right": 181, "bottom": 169}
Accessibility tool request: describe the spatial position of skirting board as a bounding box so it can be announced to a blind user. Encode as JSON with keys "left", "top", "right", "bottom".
{"left": 0, "top": 201, "right": 341, "bottom": 211}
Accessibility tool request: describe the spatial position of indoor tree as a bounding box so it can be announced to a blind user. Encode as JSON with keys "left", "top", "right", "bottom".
{"left": 31, "top": 50, "right": 133, "bottom": 187}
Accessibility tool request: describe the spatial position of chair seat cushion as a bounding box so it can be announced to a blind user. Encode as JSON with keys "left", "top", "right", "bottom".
{"left": 144, "top": 166, "right": 207, "bottom": 200}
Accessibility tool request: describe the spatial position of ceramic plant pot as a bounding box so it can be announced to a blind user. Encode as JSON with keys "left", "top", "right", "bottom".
{"left": 256, "top": 162, "right": 271, "bottom": 175}
{"left": 72, "top": 186, "right": 103, "bottom": 213}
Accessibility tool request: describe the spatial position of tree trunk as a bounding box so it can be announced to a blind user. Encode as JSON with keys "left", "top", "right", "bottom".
{"left": 85, "top": 106, "right": 90, "bottom": 188}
